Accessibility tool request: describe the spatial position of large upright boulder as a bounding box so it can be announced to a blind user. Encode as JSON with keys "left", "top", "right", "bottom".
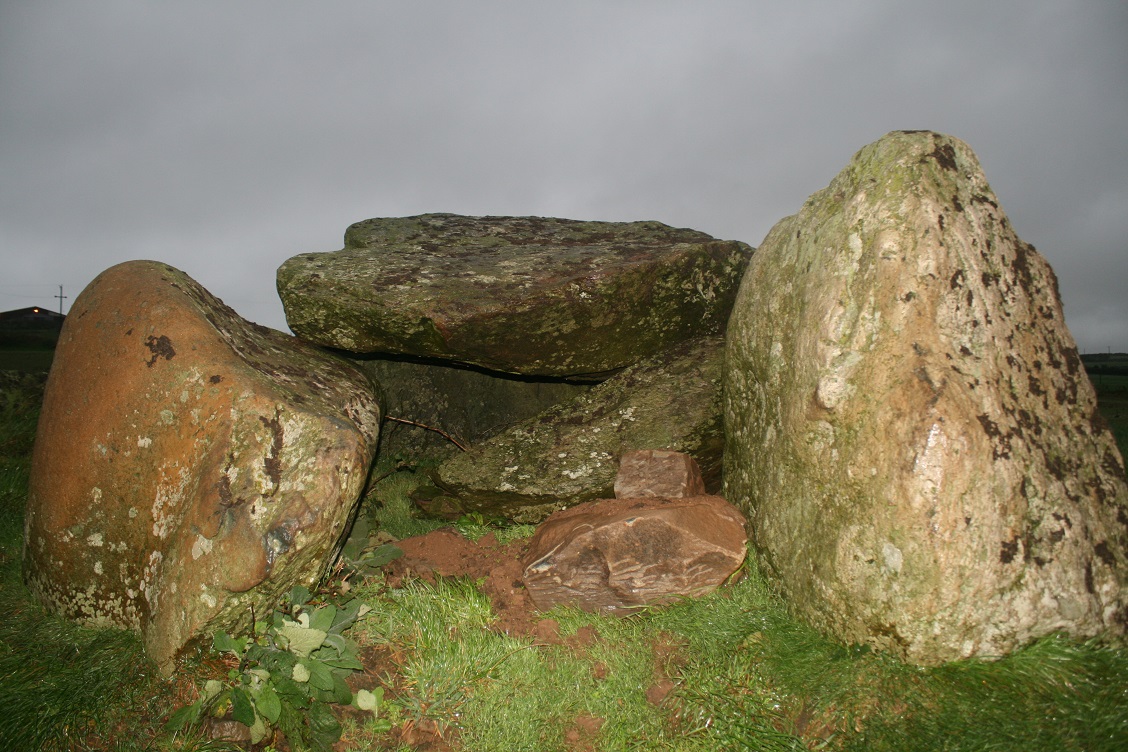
{"left": 430, "top": 336, "right": 726, "bottom": 523}
{"left": 724, "top": 131, "right": 1128, "bottom": 664}
{"left": 277, "top": 214, "right": 752, "bottom": 377}
{"left": 24, "top": 261, "right": 381, "bottom": 671}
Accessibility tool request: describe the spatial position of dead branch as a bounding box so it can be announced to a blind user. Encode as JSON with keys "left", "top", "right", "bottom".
{"left": 383, "top": 415, "right": 470, "bottom": 452}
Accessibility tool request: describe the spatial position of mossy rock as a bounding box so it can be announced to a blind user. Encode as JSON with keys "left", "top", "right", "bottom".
{"left": 430, "top": 336, "right": 726, "bottom": 523}
{"left": 724, "top": 130, "right": 1128, "bottom": 665}
{"left": 277, "top": 214, "right": 752, "bottom": 377}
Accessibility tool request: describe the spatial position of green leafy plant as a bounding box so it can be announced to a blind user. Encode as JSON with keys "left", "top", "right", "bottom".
{"left": 167, "top": 586, "right": 389, "bottom": 751}
{"left": 335, "top": 513, "right": 404, "bottom": 580}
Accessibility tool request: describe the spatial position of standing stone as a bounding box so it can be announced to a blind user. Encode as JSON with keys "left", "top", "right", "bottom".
{"left": 277, "top": 214, "right": 752, "bottom": 377}
{"left": 521, "top": 495, "right": 747, "bottom": 614}
{"left": 724, "top": 131, "right": 1128, "bottom": 664}
{"left": 24, "top": 261, "right": 381, "bottom": 671}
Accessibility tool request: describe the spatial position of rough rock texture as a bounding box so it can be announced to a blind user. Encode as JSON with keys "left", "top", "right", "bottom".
{"left": 724, "top": 131, "right": 1128, "bottom": 664}
{"left": 24, "top": 261, "right": 381, "bottom": 671}
{"left": 277, "top": 213, "right": 752, "bottom": 377}
{"left": 428, "top": 336, "right": 726, "bottom": 523}
{"left": 521, "top": 495, "right": 747, "bottom": 613}
{"left": 355, "top": 355, "right": 591, "bottom": 462}
{"left": 614, "top": 450, "right": 706, "bottom": 499}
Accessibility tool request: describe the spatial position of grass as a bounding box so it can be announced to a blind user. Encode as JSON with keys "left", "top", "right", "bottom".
{"left": 1091, "top": 376, "right": 1128, "bottom": 461}
{"left": 1, "top": 369, "right": 1127, "bottom": 750}
{"left": 0, "top": 348, "right": 56, "bottom": 373}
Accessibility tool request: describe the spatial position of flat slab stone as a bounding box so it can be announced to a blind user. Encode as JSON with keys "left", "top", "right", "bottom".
{"left": 724, "top": 131, "right": 1128, "bottom": 664}
{"left": 428, "top": 336, "right": 726, "bottom": 523}
{"left": 24, "top": 261, "right": 381, "bottom": 671}
{"left": 277, "top": 214, "right": 752, "bottom": 377}
{"left": 521, "top": 495, "right": 747, "bottom": 614}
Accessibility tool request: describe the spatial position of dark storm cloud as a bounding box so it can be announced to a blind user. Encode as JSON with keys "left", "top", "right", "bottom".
{"left": 1, "top": 1, "right": 1125, "bottom": 351}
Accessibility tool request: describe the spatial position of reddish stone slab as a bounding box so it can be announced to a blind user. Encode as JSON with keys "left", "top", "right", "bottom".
{"left": 521, "top": 495, "right": 746, "bottom": 613}
{"left": 614, "top": 449, "right": 706, "bottom": 499}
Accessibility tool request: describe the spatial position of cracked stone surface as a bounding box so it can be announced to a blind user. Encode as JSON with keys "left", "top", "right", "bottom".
{"left": 24, "top": 261, "right": 381, "bottom": 671}
{"left": 521, "top": 494, "right": 747, "bottom": 614}
{"left": 277, "top": 213, "right": 752, "bottom": 377}
{"left": 724, "top": 130, "right": 1128, "bottom": 665}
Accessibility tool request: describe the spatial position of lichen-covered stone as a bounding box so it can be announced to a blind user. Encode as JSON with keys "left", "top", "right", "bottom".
{"left": 429, "top": 337, "right": 725, "bottom": 523}
{"left": 355, "top": 355, "right": 591, "bottom": 462}
{"left": 277, "top": 214, "right": 752, "bottom": 377}
{"left": 521, "top": 494, "right": 747, "bottom": 614}
{"left": 24, "top": 261, "right": 381, "bottom": 671}
{"left": 724, "top": 131, "right": 1128, "bottom": 664}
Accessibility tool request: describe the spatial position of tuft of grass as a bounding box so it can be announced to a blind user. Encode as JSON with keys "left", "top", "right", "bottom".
{"left": 351, "top": 575, "right": 531, "bottom": 740}
{"left": 363, "top": 461, "right": 445, "bottom": 541}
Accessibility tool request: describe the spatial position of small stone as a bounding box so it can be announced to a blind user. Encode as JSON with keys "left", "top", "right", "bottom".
{"left": 206, "top": 717, "right": 252, "bottom": 743}
{"left": 614, "top": 449, "right": 706, "bottom": 499}
{"left": 521, "top": 495, "right": 747, "bottom": 613}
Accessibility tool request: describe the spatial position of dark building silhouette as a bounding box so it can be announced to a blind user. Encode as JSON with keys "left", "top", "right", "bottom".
{"left": 0, "top": 306, "right": 67, "bottom": 330}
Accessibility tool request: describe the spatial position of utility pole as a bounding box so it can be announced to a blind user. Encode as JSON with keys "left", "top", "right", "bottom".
{"left": 55, "top": 285, "right": 67, "bottom": 314}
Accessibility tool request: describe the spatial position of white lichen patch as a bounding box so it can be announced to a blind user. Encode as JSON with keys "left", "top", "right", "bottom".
{"left": 910, "top": 422, "right": 947, "bottom": 508}
{"left": 562, "top": 465, "right": 594, "bottom": 480}
{"left": 86, "top": 532, "right": 104, "bottom": 547}
{"left": 137, "top": 436, "right": 152, "bottom": 448}
{"left": 139, "top": 550, "right": 163, "bottom": 611}
{"left": 152, "top": 464, "right": 190, "bottom": 539}
{"left": 191, "top": 533, "right": 214, "bottom": 560}
{"left": 882, "top": 542, "right": 903, "bottom": 575}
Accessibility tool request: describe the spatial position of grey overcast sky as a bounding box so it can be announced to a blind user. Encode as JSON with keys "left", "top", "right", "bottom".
{"left": 1, "top": 1, "right": 1125, "bottom": 353}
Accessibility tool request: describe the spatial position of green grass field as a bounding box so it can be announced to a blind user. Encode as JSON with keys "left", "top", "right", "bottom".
{"left": 1091, "top": 375, "right": 1128, "bottom": 462}
{"left": 0, "top": 348, "right": 55, "bottom": 373}
{"left": 0, "top": 363, "right": 1126, "bottom": 750}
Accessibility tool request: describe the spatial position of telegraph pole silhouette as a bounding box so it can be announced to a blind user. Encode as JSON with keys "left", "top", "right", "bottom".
{"left": 55, "top": 285, "right": 67, "bottom": 314}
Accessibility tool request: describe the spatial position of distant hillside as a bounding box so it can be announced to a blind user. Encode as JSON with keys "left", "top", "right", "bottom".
{"left": 1082, "top": 352, "right": 1128, "bottom": 377}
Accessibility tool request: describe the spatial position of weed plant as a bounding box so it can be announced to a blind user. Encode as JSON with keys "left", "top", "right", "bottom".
{"left": 364, "top": 458, "right": 446, "bottom": 541}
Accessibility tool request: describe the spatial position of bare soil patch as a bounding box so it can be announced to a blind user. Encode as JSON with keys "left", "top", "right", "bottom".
{"left": 383, "top": 527, "right": 541, "bottom": 637}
